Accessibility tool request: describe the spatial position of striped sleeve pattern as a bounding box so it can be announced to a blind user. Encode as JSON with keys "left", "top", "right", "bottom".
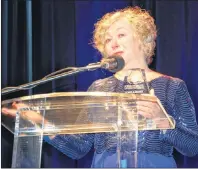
{"left": 163, "top": 80, "right": 198, "bottom": 157}
{"left": 44, "top": 133, "right": 94, "bottom": 160}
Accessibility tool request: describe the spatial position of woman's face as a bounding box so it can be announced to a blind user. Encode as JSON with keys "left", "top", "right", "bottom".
{"left": 104, "top": 17, "right": 143, "bottom": 69}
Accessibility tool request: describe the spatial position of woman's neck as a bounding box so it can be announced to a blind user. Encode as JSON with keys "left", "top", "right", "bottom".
{"left": 114, "top": 68, "right": 151, "bottom": 81}
{"left": 115, "top": 58, "right": 151, "bottom": 79}
{"left": 114, "top": 67, "right": 163, "bottom": 83}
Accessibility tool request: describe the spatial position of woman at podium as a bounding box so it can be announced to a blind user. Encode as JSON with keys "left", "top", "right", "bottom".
{"left": 42, "top": 6, "right": 198, "bottom": 168}
{"left": 2, "top": 6, "right": 198, "bottom": 168}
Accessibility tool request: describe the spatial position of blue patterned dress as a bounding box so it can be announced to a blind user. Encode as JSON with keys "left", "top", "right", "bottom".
{"left": 44, "top": 75, "right": 198, "bottom": 167}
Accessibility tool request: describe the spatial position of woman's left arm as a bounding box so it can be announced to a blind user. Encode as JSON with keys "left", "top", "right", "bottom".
{"left": 163, "top": 80, "right": 198, "bottom": 157}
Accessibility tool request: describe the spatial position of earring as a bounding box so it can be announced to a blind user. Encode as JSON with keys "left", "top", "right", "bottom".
{"left": 144, "top": 35, "right": 153, "bottom": 43}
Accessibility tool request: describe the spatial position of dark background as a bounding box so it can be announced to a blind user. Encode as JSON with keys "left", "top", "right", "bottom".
{"left": 2, "top": 0, "right": 198, "bottom": 167}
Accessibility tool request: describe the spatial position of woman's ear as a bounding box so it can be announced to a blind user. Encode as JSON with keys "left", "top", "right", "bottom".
{"left": 146, "top": 56, "right": 153, "bottom": 65}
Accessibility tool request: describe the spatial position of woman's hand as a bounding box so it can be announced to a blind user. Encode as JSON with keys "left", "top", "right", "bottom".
{"left": 2, "top": 102, "right": 56, "bottom": 139}
{"left": 136, "top": 89, "right": 170, "bottom": 128}
{"left": 136, "top": 100, "right": 162, "bottom": 119}
{"left": 2, "top": 102, "right": 49, "bottom": 124}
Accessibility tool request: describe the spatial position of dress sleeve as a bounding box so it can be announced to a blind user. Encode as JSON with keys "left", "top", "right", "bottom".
{"left": 163, "top": 80, "right": 198, "bottom": 157}
{"left": 44, "top": 133, "right": 94, "bottom": 160}
{"left": 43, "top": 81, "right": 98, "bottom": 160}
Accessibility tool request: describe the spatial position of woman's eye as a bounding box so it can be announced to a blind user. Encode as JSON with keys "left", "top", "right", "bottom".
{"left": 105, "top": 39, "right": 111, "bottom": 44}
{"left": 118, "top": 33, "right": 125, "bottom": 38}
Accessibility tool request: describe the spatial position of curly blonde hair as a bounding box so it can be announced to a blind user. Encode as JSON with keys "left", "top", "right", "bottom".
{"left": 93, "top": 6, "right": 157, "bottom": 64}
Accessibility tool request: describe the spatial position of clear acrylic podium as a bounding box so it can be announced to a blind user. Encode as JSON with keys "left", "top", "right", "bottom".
{"left": 2, "top": 92, "right": 175, "bottom": 168}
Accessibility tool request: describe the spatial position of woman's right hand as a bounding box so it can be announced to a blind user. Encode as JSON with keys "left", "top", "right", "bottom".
{"left": 2, "top": 101, "right": 27, "bottom": 116}
{"left": 2, "top": 102, "right": 56, "bottom": 139}
{"left": 2, "top": 102, "right": 49, "bottom": 124}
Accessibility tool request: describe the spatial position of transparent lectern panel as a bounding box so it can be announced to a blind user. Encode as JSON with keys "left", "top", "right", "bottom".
{"left": 12, "top": 136, "right": 43, "bottom": 168}
{"left": 2, "top": 92, "right": 175, "bottom": 136}
{"left": 3, "top": 92, "right": 175, "bottom": 136}
{"left": 2, "top": 92, "right": 175, "bottom": 168}
{"left": 2, "top": 102, "right": 16, "bottom": 134}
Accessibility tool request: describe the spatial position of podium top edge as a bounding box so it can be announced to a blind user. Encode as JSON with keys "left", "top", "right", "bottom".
{"left": 2, "top": 92, "right": 156, "bottom": 104}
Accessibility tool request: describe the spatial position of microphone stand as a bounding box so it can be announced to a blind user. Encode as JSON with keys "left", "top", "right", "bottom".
{"left": 1, "top": 63, "right": 101, "bottom": 95}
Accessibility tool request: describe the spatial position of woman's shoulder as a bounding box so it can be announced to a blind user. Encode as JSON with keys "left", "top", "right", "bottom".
{"left": 150, "top": 73, "right": 189, "bottom": 107}
{"left": 149, "top": 71, "right": 185, "bottom": 87}
{"left": 149, "top": 72, "right": 188, "bottom": 100}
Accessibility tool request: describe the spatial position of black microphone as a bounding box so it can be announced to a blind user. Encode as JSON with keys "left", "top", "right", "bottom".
{"left": 95, "top": 56, "right": 125, "bottom": 72}
{"left": 86, "top": 56, "right": 125, "bottom": 72}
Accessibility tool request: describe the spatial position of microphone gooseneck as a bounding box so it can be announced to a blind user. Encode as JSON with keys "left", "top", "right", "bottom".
{"left": 2, "top": 56, "right": 125, "bottom": 95}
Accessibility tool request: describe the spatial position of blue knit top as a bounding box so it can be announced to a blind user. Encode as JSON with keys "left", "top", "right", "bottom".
{"left": 44, "top": 75, "right": 198, "bottom": 160}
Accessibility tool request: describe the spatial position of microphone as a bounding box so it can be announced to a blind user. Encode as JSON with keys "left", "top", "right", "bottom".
{"left": 87, "top": 56, "right": 125, "bottom": 72}
{"left": 100, "top": 56, "right": 125, "bottom": 72}
{"left": 2, "top": 56, "right": 125, "bottom": 95}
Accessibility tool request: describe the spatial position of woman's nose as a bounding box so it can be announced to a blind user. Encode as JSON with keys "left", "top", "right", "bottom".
{"left": 111, "top": 39, "right": 119, "bottom": 50}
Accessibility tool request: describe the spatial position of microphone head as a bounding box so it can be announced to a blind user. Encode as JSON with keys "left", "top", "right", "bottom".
{"left": 107, "top": 55, "right": 125, "bottom": 73}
